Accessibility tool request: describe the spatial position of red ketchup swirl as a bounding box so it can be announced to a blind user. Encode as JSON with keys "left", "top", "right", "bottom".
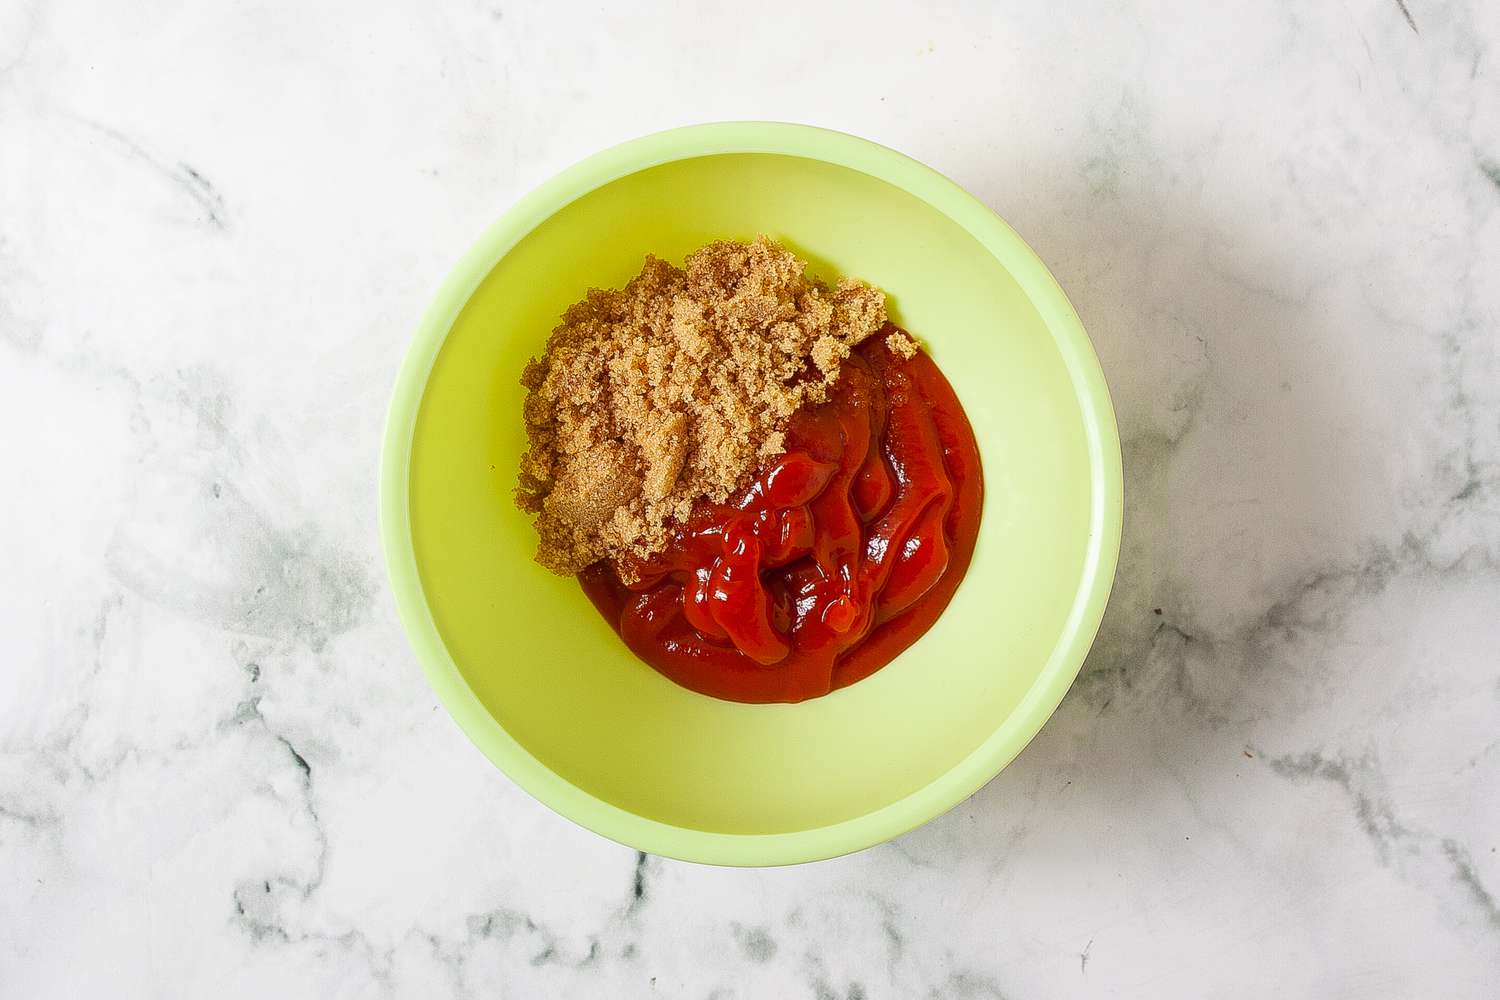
{"left": 580, "top": 330, "right": 983, "bottom": 704}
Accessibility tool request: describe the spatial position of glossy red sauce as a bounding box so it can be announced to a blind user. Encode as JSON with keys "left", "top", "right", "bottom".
{"left": 580, "top": 328, "right": 983, "bottom": 703}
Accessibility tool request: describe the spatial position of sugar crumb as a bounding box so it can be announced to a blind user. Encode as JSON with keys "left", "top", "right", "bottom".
{"left": 885, "top": 330, "right": 919, "bottom": 359}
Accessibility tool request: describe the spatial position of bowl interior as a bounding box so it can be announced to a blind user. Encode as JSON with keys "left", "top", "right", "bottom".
{"left": 408, "top": 152, "right": 1095, "bottom": 837}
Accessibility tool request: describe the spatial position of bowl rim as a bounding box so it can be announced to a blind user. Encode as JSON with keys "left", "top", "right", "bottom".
{"left": 380, "top": 121, "right": 1123, "bottom": 867}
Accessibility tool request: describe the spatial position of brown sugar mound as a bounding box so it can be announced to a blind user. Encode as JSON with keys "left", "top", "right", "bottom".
{"left": 516, "top": 236, "right": 888, "bottom": 576}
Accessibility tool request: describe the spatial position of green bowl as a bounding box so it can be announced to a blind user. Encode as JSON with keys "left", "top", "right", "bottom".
{"left": 381, "top": 123, "right": 1122, "bottom": 866}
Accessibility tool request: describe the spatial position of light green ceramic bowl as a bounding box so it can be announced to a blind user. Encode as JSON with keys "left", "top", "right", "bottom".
{"left": 381, "top": 122, "right": 1122, "bottom": 866}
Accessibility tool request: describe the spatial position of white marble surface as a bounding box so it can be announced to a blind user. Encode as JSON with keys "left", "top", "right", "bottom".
{"left": 3, "top": 1, "right": 1499, "bottom": 996}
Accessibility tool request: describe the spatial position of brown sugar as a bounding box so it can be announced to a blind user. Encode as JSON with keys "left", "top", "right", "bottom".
{"left": 885, "top": 329, "right": 919, "bottom": 360}
{"left": 516, "top": 236, "right": 889, "bottom": 577}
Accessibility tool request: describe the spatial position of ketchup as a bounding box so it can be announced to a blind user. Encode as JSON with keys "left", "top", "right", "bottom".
{"left": 580, "top": 327, "right": 983, "bottom": 704}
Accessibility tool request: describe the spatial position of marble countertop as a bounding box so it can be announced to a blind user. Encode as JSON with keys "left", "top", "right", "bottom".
{"left": 4, "top": 1, "right": 1499, "bottom": 996}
